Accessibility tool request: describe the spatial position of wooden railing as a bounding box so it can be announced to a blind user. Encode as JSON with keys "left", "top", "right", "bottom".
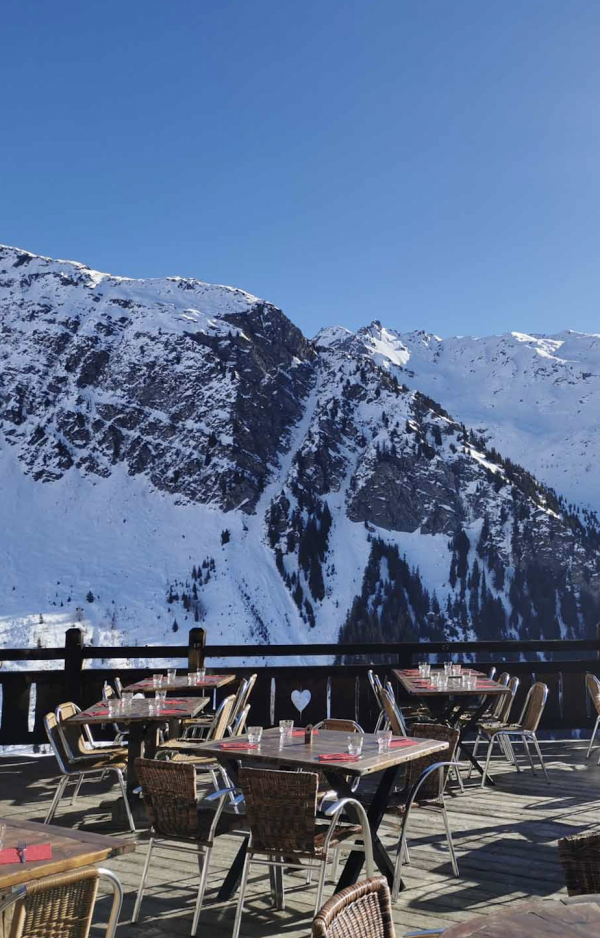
{"left": 1, "top": 628, "right": 599, "bottom": 747}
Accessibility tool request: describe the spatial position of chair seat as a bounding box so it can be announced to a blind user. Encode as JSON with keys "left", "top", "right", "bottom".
{"left": 314, "top": 822, "right": 362, "bottom": 855}
{"left": 479, "top": 721, "right": 523, "bottom": 736}
{"left": 162, "top": 753, "right": 219, "bottom": 767}
{"left": 68, "top": 752, "right": 127, "bottom": 772}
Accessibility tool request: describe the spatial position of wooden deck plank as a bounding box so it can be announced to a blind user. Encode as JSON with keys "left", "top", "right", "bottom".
{"left": 1, "top": 739, "right": 599, "bottom": 937}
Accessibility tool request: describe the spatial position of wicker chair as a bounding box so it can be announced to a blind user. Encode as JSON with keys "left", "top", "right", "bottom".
{"left": 585, "top": 674, "right": 600, "bottom": 762}
{"left": 479, "top": 682, "right": 549, "bottom": 786}
{"left": 133, "top": 758, "right": 243, "bottom": 934}
{"left": 44, "top": 710, "right": 135, "bottom": 832}
{"left": 387, "top": 724, "right": 460, "bottom": 900}
{"left": 469, "top": 676, "right": 520, "bottom": 777}
{"left": 312, "top": 876, "right": 396, "bottom": 938}
{"left": 558, "top": 830, "right": 600, "bottom": 896}
{"left": 229, "top": 767, "right": 373, "bottom": 938}
{"left": 315, "top": 719, "right": 364, "bottom": 733}
{"left": 0, "top": 867, "right": 123, "bottom": 938}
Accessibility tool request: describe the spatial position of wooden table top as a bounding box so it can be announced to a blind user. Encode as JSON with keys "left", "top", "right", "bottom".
{"left": 441, "top": 896, "right": 600, "bottom": 937}
{"left": 0, "top": 816, "right": 134, "bottom": 890}
{"left": 66, "top": 697, "right": 209, "bottom": 724}
{"left": 190, "top": 727, "right": 449, "bottom": 777}
{"left": 123, "top": 673, "right": 235, "bottom": 693}
{"left": 394, "top": 669, "right": 511, "bottom": 698}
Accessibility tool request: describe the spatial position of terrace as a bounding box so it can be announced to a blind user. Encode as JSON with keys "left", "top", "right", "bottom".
{"left": 1, "top": 628, "right": 599, "bottom": 936}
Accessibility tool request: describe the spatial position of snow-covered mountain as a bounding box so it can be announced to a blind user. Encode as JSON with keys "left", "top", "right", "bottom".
{"left": 327, "top": 322, "right": 600, "bottom": 515}
{"left": 1, "top": 244, "right": 599, "bottom": 659}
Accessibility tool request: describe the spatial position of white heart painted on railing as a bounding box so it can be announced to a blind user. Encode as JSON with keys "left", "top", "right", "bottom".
{"left": 291, "top": 689, "right": 311, "bottom": 714}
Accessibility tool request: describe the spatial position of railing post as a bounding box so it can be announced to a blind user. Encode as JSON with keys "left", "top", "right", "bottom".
{"left": 64, "top": 628, "right": 84, "bottom": 704}
{"left": 188, "top": 627, "right": 206, "bottom": 671}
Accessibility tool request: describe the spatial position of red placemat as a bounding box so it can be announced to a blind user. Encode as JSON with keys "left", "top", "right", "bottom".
{"left": 389, "top": 739, "right": 418, "bottom": 748}
{"left": 291, "top": 729, "right": 320, "bottom": 737}
{"left": 0, "top": 844, "right": 52, "bottom": 865}
{"left": 317, "top": 753, "right": 359, "bottom": 763}
{"left": 220, "top": 741, "right": 258, "bottom": 750}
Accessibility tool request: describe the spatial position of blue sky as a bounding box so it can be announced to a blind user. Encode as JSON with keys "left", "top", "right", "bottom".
{"left": 2, "top": 1, "right": 599, "bottom": 338}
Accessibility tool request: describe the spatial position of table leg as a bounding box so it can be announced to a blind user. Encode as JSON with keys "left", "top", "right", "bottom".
{"left": 324, "top": 766, "right": 400, "bottom": 892}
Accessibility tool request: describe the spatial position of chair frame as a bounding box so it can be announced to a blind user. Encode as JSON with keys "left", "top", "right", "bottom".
{"left": 469, "top": 676, "right": 520, "bottom": 777}
{"left": 44, "top": 711, "right": 135, "bottom": 832}
{"left": 393, "top": 761, "right": 459, "bottom": 901}
{"left": 0, "top": 867, "right": 123, "bottom": 938}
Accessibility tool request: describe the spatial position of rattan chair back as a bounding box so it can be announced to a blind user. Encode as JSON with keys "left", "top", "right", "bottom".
{"left": 519, "top": 682, "right": 548, "bottom": 732}
{"left": 312, "top": 875, "right": 395, "bottom": 938}
{"left": 7, "top": 867, "right": 99, "bottom": 938}
{"left": 206, "top": 694, "right": 236, "bottom": 741}
{"left": 496, "top": 675, "right": 519, "bottom": 722}
{"left": 239, "top": 767, "right": 319, "bottom": 856}
{"left": 317, "top": 719, "right": 363, "bottom": 733}
{"left": 55, "top": 702, "right": 89, "bottom": 760}
{"left": 232, "top": 704, "right": 251, "bottom": 737}
{"left": 44, "top": 712, "right": 71, "bottom": 775}
{"left": 586, "top": 674, "right": 600, "bottom": 718}
{"left": 405, "top": 724, "right": 459, "bottom": 798}
{"left": 136, "top": 757, "right": 199, "bottom": 840}
{"left": 558, "top": 830, "right": 600, "bottom": 896}
{"left": 381, "top": 688, "right": 406, "bottom": 737}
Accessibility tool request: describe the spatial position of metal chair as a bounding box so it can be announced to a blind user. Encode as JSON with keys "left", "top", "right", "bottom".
{"left": 100, "top": 684, "right": 128, "bottom": 745}
{"left": 133, "top": 758, "right": 242, "bottom": 935}
{"left": 479, "top": 682, "right": 549, "bottom": 786}
{"left": 230, "top": 767, "right": 374, "bottom": 938}
{"left": 312, "top": 875, "right": 396, "bottom": 938}
{"left": 0, "top": 867, "right": 123, "bottom": 938}
{"left": 387, "top": 724, "right": 461, "bottom": 900}
{"left": 44, "top": 709, "right": 135, "bottom": 832}
{"left": 469, "top": 675, "right": 520, "bottom": 776}
{"left": 558, "top": 830, "right": 600, "bottom": 896}
{"left": 368, "top": 670, "right": 389, "bottom": 732}
{"left": 585, "top": 674, "right": 600, "bottom": 762}
{"left": 381, "top": 686, "right": 408, "bottom": 737}
{"left": 155, "top": 695, "right": 236, "bottom": 787}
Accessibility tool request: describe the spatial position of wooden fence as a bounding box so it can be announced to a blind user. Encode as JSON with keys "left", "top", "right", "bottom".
{"left": 1, "top": 629, "right": 599, "bottom": 746}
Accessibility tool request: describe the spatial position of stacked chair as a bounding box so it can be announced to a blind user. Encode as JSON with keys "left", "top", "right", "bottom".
{"left": 469, "top": 675, "right": 519, "bottom": 777}
{"left": 44, "top": 706, "right": 135, "bottom": 832}
{"left": 478, "top": 681, "right": 549, "bottom": 785}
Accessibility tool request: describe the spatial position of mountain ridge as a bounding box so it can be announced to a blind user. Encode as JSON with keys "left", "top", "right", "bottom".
{"left": 1, "top": 244, "right": 599, "bottom": 660}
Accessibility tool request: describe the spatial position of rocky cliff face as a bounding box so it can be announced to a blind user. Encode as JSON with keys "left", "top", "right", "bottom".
{"left": 0, "top": 244, "right": 598, "bottom": 654}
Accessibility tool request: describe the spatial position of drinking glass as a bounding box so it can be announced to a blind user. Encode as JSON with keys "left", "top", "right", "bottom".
{"left": 148, "top": 699, "right": 159, "bottom": 716}
{"left": 430, "top": 672, "right": 440, "bottom": 687}
{"left": 279, "top": 719, "right": 294, "bottom": 744}
{"left": 122, "top": 691, "right": 134, "bottom": 710}
{"left": 155, "top": 690, "right": 167, "bottom": 706}
{"left": 248, "top": 726, "right": 263, "bottom": 745}
{"left": 376, "top": 730, "right": 392, "bottom": 753}
{"left": 443, "top": 661, "right": 451, "bottom": 675}
{"left": 187, "top": 672, "right": 195, "bottom": 685}
{"left": 167, "top": 668, "right": 177, "bottom": 682}
{"left": 422, "top": 663, "right": 431, "bottom": 677}
{"left": 152, "top": 674, "right": 164, "bottom": 688}
{"left": 196, "top": 668, "right": 206, "bottom": 683}
{"left": 0, "top": 824, "right": 6, "bottom": 851}
{"left": 347, "top": 735, "right": 364, "bottom": 757}
{"left": 107, "top": 698, "right": 120, "bottom": 717}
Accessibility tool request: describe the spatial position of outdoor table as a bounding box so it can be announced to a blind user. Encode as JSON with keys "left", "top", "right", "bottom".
{"left": 190, "top": 726, "right": 449, "bottom": 897}
{"left": 394, "top": 668, "right": 510, "bottom": 785}
{"left": 0, "top": 816, "right": 134, "bottom": 891}
{"left": 0, "top": 816, "right": 134, "bottom": 937}
{"left": 123, "top": 673, "right": 236, "bottom": 694}
{"left": 65, "top": 697, "right": 209, "bottom": 803}
{"left": 440, "top": 895, "right": 600, "bottom": 936}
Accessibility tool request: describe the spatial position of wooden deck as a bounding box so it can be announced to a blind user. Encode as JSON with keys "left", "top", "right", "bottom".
{"left": 1, "top": 739, "right": 598, "bottom": 936}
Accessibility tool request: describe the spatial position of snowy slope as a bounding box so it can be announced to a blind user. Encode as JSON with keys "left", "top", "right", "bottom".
{"left": 1, "top": 245, "right": 599, "bottom": 658}
{"left": 322, "top": 323, "right": 600, "bottom": 515}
